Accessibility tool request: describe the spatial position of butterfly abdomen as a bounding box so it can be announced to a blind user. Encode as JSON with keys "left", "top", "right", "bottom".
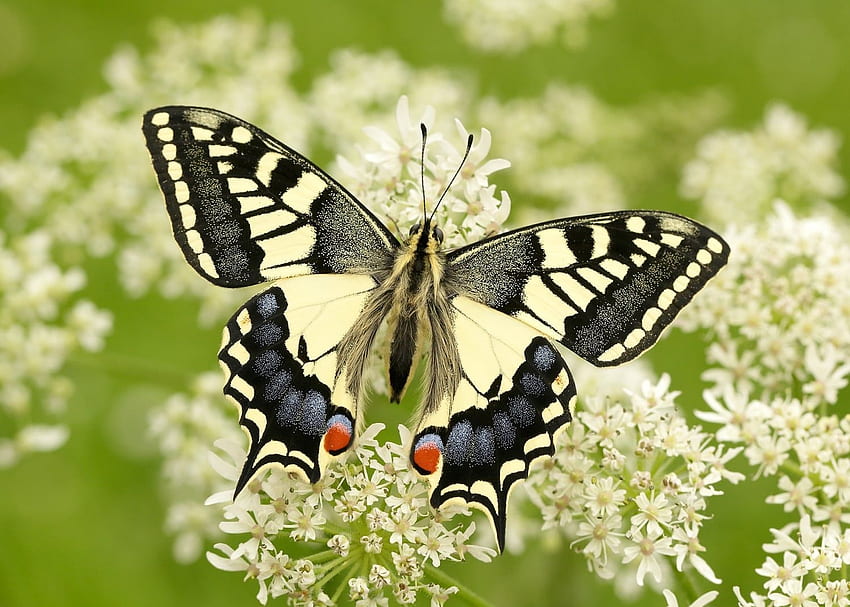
{"left": 384, "top": 225, "right": 451, "bottom": 403}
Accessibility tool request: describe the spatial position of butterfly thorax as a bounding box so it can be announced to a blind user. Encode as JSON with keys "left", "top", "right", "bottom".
{"left": 385, "top": 221, "right": 450, "bottom": 403}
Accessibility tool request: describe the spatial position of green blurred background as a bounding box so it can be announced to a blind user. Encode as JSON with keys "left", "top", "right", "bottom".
{"left": 1, "top": 1, "right": 849, "bottom": 606}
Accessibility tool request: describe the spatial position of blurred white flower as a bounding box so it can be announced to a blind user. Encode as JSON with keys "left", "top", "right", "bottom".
{"left": 0, "top": 230, "right": 111, "bottom": 467}
{"left": 443, "top": 0, "right": 615, "bottom": 53}
{"left": 681, "top": 104, "right": 844, "bottom": 224}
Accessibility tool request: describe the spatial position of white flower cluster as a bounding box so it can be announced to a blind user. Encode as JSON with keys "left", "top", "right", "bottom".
{"left": 680, "top": 202, "right": 850, "bottom": 400}
{"left": 681, "top": 104, "right": 844, "bottom": 225}
{"left": 735, "top": 516, "right": 850, "bottom": 607}
{"left": 149, "top": 372, "right": 242, "bottom": 563}
{"left": 336, "top": 95, "right": 511, "bottom": 250}
{"left": 680, "top": 203, "right": 850, "bottom": 605}
{"left": 477, "top": 85, "right": 728, "bottom": 218}
{"left": 0, "top": 16, "right": 310, "bottom": 325}
{"left": 206, "top": 424, "right": 496, "bottom": 606}
{"left": 442, "top": 0, "right": 615, "bottom": 53}
{"left": 0, "top": 230, "right": 112, "bottom": 466}
{"left": 308, "top": 49, "right": 472, "bottom": 153}
{"left": 521, "top": 369, "right": 741, "bottom": 599}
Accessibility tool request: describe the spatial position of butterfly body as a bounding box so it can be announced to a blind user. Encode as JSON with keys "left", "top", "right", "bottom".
{"left": 142, "top": 106, "right": 729, "bottom": 550}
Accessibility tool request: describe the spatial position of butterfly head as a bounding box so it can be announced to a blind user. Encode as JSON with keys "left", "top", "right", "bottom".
{"left": 407, "top": 220, "right": 444, "bottom": 251}
{"left": 409, "top": 123, "right": 472, "bottom": 251}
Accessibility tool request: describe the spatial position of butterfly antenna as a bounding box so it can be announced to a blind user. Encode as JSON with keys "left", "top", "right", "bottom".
{"left": 420, "top": 123, "right": 429, "bottom": 220}
{"left": 429, "top": 132, "right": 474, "bottom": 223}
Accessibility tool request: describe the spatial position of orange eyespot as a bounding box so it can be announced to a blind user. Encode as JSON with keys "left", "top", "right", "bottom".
{"left": 412, "top": 433, "right": 444, "bottom": 474}
{"left": 324, "top": 414, "right": 353, "bottom": 454}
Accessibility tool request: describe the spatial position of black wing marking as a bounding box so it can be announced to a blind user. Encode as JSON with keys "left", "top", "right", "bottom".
{"left": 447, "top": 210, "right": 729, "bottom": 366}
{"left": 218, "top": 274, "right": 378, "bottom": 493}
{"left": 410, "top": 296, "right": 575, "bottom": 551}
{"left": 142, "top": 106, "right": 398, "bottom": 287}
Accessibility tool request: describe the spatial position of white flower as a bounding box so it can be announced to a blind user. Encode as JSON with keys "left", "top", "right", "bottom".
{"left": 765, "top": 475, "right": 818, "bottom": 514}
{"left": 663, "top": 589, "right": 720, "bottom": 607}
{"left": 768, "top": 579, "right": 820, "bottom": 607}
{"left": 754, "top": 551, "right": 806, "bottom": 592}
{"left": 621, "top": 527, "right": 676, "bottom": 586}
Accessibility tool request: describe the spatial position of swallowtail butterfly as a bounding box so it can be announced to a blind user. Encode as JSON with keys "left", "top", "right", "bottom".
{"left": 142, "top": 106, "right": 729, "bottom": 550}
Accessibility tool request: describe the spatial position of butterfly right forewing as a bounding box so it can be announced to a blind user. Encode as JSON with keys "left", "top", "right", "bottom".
{"left": 447, "top": 210, "right": 729, "bottom": 366}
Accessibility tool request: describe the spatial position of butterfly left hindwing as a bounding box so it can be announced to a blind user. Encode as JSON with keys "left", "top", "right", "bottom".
{"left": 218, "top": 273, "right": 379, "bottom": 492}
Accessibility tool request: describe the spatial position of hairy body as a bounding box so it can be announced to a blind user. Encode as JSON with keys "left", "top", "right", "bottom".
{"left": 338, "top": 220, "right": 461, "bottom": 414}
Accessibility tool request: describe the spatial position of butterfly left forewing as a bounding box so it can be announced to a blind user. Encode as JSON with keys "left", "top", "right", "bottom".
{"left": 142, "top": 106, "right": 398, "bottom": 288}
{"left": 219, "top": 273, "right": 380, "bottom": 494}
{"left": 448, "top": 210, "right": 729, "bottom": 366}
{"left": 411, "top": 296, "right": 575, "bottom": 551}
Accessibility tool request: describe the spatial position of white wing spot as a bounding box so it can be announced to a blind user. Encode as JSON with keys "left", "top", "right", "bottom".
{"left": 660, "top": 233, "right": 684, "bottom": 247}
{"left": 167, "top": 161, "right": 183, "bottom": 180}
{"left": 624, "top": 328, "right": 645, "bottom": 349}
{"left": 256, "top": 440, "right": 290, "bottom": 462}
{"left": 626, "top": 217, "right": 646, "bottom": 233}
{"left": 641, "top": 307, "right": 662, "bottom": 331}
{"left": 634, "top": 238, "right": 661, "bottom": 257}
{"left": 697, "top": 248, "right": 712, "bottom": 264}
{"left": 282, "top": 172, "right": 327, "bottom": 214}
{"left": 631, "top": 253, "right": 647, "bottom": 267}
{"left": 257, "top": 152, "right": 284, "bottom": 187}
{"left": 247, "top": 209, "right": 297, "bottom": 237}
{"left": 157, "top": 127, "right": 174, "bottom": 142}
{"left": 499, "top": 459, "right": 526, "bottom": 485}
{"left": 174, "top": 181, "right": 190, "bottom": 203}
{"left": 598, "top": 343, "right": 625, "bottom": 363}
{"left": 224, "top": 340, "right": 250, "bottom": 366}
{"left": 198, "top": 253, "right": 218, "bottom": 278}
{"left": 707, "top": 237, "right": 724, "bottom": 254}
{"left": 151, "top": 112, "right": 170, "bottom": 126}
{"left": 243, "top": 408, "right": 267, "bottom": 436}
{"left": 576, "top": 267, "right": 613, "bottom": 293}
{"left": 542, "top": 399, "right": 564, "bottom": 424}
{"left": 523, "top": 433, "right": 552, "bottom": 454}
{"left": 190, "top": 126, "right": 215, "bottom": 141}
{"left": 258, "top": 224, "right": 316, "bottom": 269}
{"left": 217, "top": 161, "right": 234, "bottom": 174}
{"left": 537, "top": 228, "right": 576, "bottom": 269}
{"left": 551, "top": 369, "right": 571, "bottom": 396}
{"left": 232, "top": 126, "right": 253, "bottom": 143}
{"left": 239, "top": 195, "right": 276, "bottom": 214}
{"left": 179, "top": 204, "right": 196, "bottom": 229}
{"left": 599, "top": 258, "right": 629, "bottom": 279}
{"left": 658, "top": 288, "right": 676, "bottom": 310}
{"left": 686, "top": 262, "right": 701, "bottom": 278}
{"left": 546, "top": 273, "right": 590, "bottom": 312}
{"left": 230, "top": 375, "right": 255, "bottom": 401}
{"left": 228, "top": 177, "right": 257, "bottom": 194}
{"left": 673, "top": 275, "right": 690, "bottom": 292}
{"left": 209, "top": 144, "right": 237, "bottom": 158}
{"left": 590, "top": 226, "right": 611, "bottom": 258}
{"left": 185, "top": 229, "right": 204, "bottom": 254}
{"left": 471, "top": 481, "right": 498, "bottom": 506}
{"left": 162, "top": 144, "right": 177, "bottom": 160}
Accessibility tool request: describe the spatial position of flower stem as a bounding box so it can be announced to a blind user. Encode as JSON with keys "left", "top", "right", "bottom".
{"left": 424, "top": 564, "right": 495, "bottom": 607}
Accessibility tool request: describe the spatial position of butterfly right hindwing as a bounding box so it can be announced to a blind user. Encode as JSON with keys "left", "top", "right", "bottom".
{"left": 411, "top": 296, "right": 575, "bottom": 550}
{"left": 218, "top": 273, "right": 380, "bottom": 494}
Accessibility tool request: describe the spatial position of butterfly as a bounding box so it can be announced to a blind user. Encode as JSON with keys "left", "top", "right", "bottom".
{"left": 142, "top": 105, "right": 729, "bottom": 551}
